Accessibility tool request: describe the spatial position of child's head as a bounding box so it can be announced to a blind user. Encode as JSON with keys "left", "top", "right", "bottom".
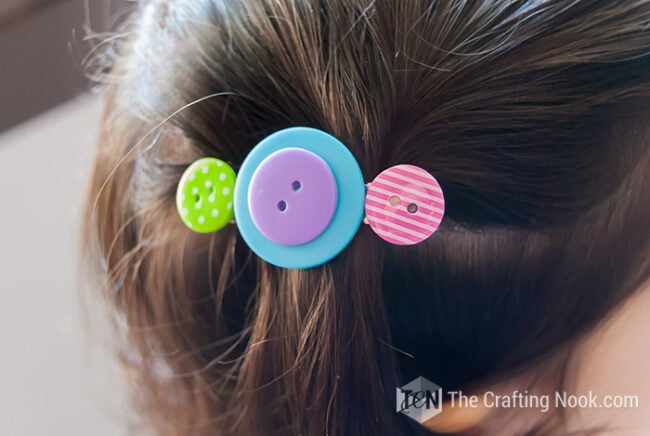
{"left": 85, "top": 0, "right": 650, "bottom": 434}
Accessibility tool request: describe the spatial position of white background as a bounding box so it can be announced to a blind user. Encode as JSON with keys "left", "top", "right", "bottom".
{"left": 0, "top": 95, "right": 126, "bottom": 435}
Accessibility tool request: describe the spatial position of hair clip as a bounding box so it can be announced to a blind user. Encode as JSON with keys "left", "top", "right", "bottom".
{"left": 176, "top": 127, "right": 445, "bottom": 269}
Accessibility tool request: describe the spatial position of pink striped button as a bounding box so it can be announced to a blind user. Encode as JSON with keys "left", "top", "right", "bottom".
{"left": 365, "top": 165, "right": 444, "bottom": 245}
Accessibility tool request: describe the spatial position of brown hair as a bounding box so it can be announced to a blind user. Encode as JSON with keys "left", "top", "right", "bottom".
{"left": 83, "top": 0, "right": 650, "bottom": 434}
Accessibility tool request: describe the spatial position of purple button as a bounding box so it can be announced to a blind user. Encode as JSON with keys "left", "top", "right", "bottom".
{"left": 248, "top": 148, "right": 338, "bottom": 246}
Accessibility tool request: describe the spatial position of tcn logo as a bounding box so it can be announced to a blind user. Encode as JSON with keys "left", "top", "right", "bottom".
{"left": 396, "top": 376, "right": 443, "bottom": 423}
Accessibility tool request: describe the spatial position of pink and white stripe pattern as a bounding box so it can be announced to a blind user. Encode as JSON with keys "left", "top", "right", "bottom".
{"left": 365, "top": 165, "right": 445, "bottom": 245}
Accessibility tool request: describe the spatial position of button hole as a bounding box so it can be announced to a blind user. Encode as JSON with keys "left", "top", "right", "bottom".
{"left": 277, "top": 200, "right": 287, "bottom": 212}
{"left": 194, "top": 195, "right": 201, "bottom": 204}
{"left": 291, "top": 180, "right": 302, "bottom": 191}
{"left": 389, "top": 195, "right": 401, "bottom": 206}
{"left": 407, "top": 203, "right": 418, "bottom": 214}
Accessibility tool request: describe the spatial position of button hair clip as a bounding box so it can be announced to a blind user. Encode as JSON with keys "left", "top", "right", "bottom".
{"left": 176, "top": 127, "right": 445, "bottom": 269}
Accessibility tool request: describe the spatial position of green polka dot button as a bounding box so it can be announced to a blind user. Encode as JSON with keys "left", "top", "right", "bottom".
{"left": 176, "top": 157, "right": 236, "bottom": 233}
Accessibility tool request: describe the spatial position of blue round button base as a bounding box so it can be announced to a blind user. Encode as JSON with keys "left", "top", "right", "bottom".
{"left": 234, "top": 127, "right": 365, "bottom": 269}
